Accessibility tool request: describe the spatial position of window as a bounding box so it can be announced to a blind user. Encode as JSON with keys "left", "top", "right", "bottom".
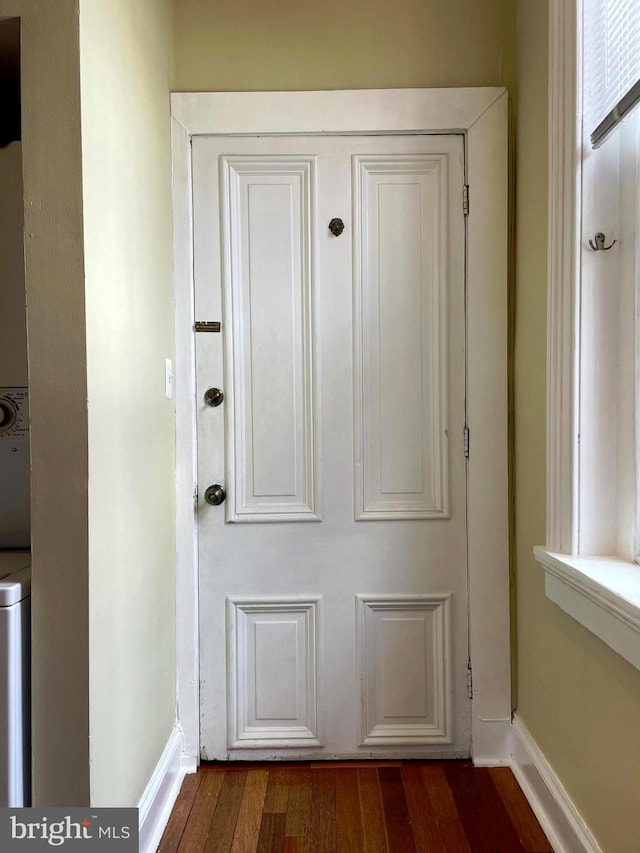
{"left": 536, "top": 0, "right": 640, "bottom": 672}
{"left": 580, "top": 0, "right": 640, "bottom": 561}
{"left": 584, "top": 0, "right": 640, "bottom": 149}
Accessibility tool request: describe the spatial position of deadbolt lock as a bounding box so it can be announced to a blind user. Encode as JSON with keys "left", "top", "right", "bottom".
{"left": 204, "top": 484, "right": 226, "bottom": 506}
{"left": 204, "top": 387, "right": 224, "bottom": 407}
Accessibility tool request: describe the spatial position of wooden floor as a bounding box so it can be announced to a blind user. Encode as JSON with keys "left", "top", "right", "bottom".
{"left": 158, "top": 761, "right": 552, "bottom": 853}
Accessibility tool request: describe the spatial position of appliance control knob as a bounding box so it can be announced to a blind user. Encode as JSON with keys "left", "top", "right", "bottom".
{"left": 0, "top": 400, "right": 16, "bottom": 431}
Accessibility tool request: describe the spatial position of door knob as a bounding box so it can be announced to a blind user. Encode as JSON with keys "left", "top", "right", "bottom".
{"left": 204, "top": 387, "right": 224, "bottom": 407}
{"left": 204, "top": 484, "right": 226, "bottom": 506}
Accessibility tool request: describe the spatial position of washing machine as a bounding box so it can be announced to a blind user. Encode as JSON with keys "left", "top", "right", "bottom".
{"left": 0, "top": 387, "right": 31, "bottom": 806}
{"left": 0, "top": 387, "right": 30, "bottom": 549}
{"left": 0, "top": 552, "right": 30, "bottom": 807}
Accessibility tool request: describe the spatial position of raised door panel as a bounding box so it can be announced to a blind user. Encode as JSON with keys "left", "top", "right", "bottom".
{"left": 221, "top": 157, "right": 319, "bottom": 522}
{"left": 353, "top": 156, "right": 449, "bottom": 520}
{"left": 356, "top": 594, "right": 452, "bottom": 745}
{"left": 226, "top": 596, "right": 321, "bottom": 748}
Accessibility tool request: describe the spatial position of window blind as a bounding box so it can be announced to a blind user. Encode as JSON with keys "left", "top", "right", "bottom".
{"left": 584, "top": 0, "right": 640, "bottom": 148}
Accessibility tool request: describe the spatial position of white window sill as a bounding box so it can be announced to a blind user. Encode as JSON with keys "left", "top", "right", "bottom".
{"left": 534, "top": 547, "right": 640, "bottom": 672}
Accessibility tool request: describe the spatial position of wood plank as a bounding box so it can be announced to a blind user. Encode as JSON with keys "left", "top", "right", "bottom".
{"left": 335, "top": 769, "right": 363, "bottom": 853}
{"left": 159, "top": 795, "right": 196, "bottom": 853}
{"left": 310, "top": 762, "right": 401, "bottom": 769}
{"left": 257, "top": 813, "right": 286, "bottom": 853}
{"left": 204, "top": 770, "right": 247, "bottom": 853}
{"left": 285, "top": 768, "right": 313, "bottom": 838}
{"left": 230, "top": 769, "right": 270, "bottom": 853}
{"left": 284, "top": 839, "right": 311, "bottom": 853}
{"left": 310, "top": 768, "right": 337, "bottom": 853}
{"left": 356, "top": 769, "right": 388, "bottom": 853}
{"left": 400, "top": 764, "right": 445, "bottom": 853}
{"left": 444, "top": 764, "right": 526, "bottom": 853}
{"left": 378, "top": 767, "right": 416, "bottom": 853}
{"left": 208, "top": 763, "right": 308, "bottom": 772}
{"left": 488, "top": 767, "right": 553, "bottom": 853}
{"left": 263, "top": 768, "right": 290, "bottom": 814}
{"left": 178, "top": 771, "right": 226, "bottom": 853}
{"left": 180, "top": 772, "right": 206, "bottom": 799}
{"left": 421, "top": 765, "right": 471, "bottom": 853}
{"left": 159, "top": 772, "right": 202, "bottom": 853}
{"left": 199, "top": 772, "right": 229, "bottom": 798}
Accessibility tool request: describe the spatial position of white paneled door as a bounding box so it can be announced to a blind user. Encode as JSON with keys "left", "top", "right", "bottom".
{"left": 193, "top": 134, "right": 469, "bottom": 760}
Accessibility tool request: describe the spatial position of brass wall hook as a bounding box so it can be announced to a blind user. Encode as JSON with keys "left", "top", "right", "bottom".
{"left": 589, "top": 232, "right": 616, "bottom": 251}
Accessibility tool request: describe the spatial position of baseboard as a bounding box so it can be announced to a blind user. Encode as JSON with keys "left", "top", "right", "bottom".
{"left": 471, "top": 716, "right": 513, "bottom": 766}
{"left": 511, "top": 716, "right": 602, "bottom": 853}
{"left": 138, "top": 725, "right": 196, "bottom": 853}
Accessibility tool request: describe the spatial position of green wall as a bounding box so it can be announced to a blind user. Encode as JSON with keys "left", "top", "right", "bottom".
{"left": 80, "top": 0, "right": 177, "bottom": 806}
{"left": 515, "top": 4, "right": 640, "bottom": 851}
{"left": 173, "top": 0, "right": 516, "bottom": 92}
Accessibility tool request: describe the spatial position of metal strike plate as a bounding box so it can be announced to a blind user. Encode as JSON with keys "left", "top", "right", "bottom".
{"left": 194, "top": 321, "right": 221, "bottom": 332}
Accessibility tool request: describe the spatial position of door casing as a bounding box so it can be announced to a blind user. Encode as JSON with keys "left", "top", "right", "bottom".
{"left": 171, "top": 88, "right": 511, "bottom": 767}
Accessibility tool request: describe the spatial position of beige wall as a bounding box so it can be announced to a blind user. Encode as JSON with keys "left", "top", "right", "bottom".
{"left": 0, "top": 0, "right": 91, "bottom": 806}
{"left": 515, "top": 3, "right": 640, "bottom": 851}
{"left": 78, "top": 0, "right": 176, "bottom": 806}
{"left": 0, "top": 142, "right": 27, "bottom": 385}
{"left": 172, "top": 0, "right": 516, "bottom": 93}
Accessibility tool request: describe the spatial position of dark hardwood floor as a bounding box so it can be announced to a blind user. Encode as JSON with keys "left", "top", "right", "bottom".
{"left": 158, "top": 761, "right": 552, "bottom": 853}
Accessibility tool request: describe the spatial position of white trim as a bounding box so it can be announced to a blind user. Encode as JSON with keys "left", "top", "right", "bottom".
{"left": 171, "top": 88, "right": 511, "bottom": 764}
{"left": 464, "top": 91, "right": 511, "bottom": 765}
{"left": 547, "top": 0, "right": 581, "bottom": 554}
{"left": 471, "top": 719, "right": 514, "bottom": 768}
{"left": 535, "top": 548, "right": 640, "bottom": 671}
{"left": 172, "top": 115, "right": 200, "bottom": 766}
{"left": 171, "top": 88, "right": 505, "bottom": 137}
{"left": 138, "top": 725, "right": 195, "bottom": 853}
{"left": 511, "top": 716, "right": 603, "bottom": 853}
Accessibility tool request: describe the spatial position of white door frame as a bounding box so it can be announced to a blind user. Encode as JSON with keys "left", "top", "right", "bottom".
{"left": 171, "top": 88, "right": 511, "bottom": 767}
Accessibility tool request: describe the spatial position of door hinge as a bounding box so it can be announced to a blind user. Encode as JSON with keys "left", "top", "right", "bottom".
{"left": 467, "top": 663, "right": 473, "bottom": 700}
{"left": 463, "top": 184, "right": 470, "bottom": 216}
{"left": 464, "top": 425, "right": 470, "bottom": 460}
